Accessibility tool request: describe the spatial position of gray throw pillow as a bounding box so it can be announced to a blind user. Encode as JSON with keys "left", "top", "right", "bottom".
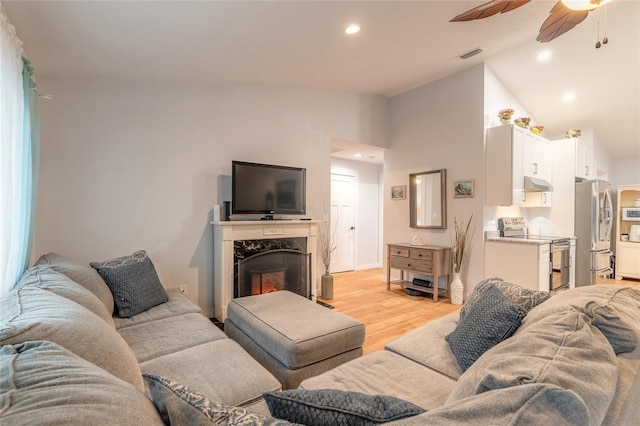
{"left": 91, "top": 250, "right": 168, "bottom": 318}
{"left": 143, "top": 374, "right": 293, "bottom": 426}
{"left": 263, "top": 389, "right": 425, "bottom": 425}
{"left": 446, "top": 284, "right": 527, "bottom": 371}
{"left": 460, "top": 277, "right": 550, "bottom": 321}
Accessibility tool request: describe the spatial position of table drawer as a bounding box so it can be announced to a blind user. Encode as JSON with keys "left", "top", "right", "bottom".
{"left": 389, "top": 247, "right": 410, "bottom": 258}
{"left": 410, "top": 249, "right": 433, "bottom": 261}
{"left": 389, "top": 257, "right": 433, "bottom": 273}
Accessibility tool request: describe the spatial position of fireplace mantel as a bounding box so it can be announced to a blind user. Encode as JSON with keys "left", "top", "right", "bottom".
{"left": 210, "top": 220, "right": 319, "bottom": 321}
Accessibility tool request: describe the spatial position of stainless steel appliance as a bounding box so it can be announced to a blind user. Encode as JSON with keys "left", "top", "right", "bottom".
{"left": 574, "top": 180, "right": 613, "bottom": 286}
{"left": 498, "top": 217, "right": 572, "bottom": 291}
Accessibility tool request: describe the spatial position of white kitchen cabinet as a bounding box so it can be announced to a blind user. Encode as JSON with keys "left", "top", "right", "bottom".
{"left": 485, "top": 240, "right": 550, "bottom": 291}
{"left": 486, "top": 124, "right": 552, "bottom": 207}
{"left": 523, "top": 132, "right": 552, "bottom": 182}
{"left": 575, "top": 138, "right": 594, "bottom": 180}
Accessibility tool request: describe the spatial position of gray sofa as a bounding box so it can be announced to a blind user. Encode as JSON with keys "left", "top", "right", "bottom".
{"left": 3, "top": 252, "right": 640, "bottom": 425}
{"left": 300, "top": 282, "right": 640, "bottom": 425}
{"left": 0, "top": 253, "right": 283, "bottom": 424}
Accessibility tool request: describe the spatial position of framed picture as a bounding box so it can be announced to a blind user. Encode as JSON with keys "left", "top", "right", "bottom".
{"left": 453, "top": 180, "right": 474, "bottom": 198}
{"left": 391, "top": 185, "right": 406, "bottom": 200}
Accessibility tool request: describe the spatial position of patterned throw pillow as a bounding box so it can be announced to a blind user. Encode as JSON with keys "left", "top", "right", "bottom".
{"left": 143, "top": 374, "right": 293, "bottom": 425}
{"left": 90, "top": 250, "right": 168, "bottom": 318}
{"left": 263, "top": 389, "right": 425, "bottom": 425}
{"left": 446, "top": 284, "right": 527, "bottom": 371}
{"left": 460, "top": 277, "right": 551, "bottom": 321}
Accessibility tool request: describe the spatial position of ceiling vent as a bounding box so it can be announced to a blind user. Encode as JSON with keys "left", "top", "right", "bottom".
{"left": 459, "top": 48, "right": 483, "bottom": 60}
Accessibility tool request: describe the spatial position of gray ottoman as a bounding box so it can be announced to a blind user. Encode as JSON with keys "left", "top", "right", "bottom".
{"left": 225, "top": 290, "right": 366, "bottom": 389}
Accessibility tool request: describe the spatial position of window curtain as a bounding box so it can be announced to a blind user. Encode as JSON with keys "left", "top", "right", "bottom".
{"left": 0, "top": 13, "right": 40, "bottom": 297}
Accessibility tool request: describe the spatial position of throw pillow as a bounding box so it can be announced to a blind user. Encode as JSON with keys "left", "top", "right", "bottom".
{"left": 446, "top": 284, "right": 527, "bottom": 371}
{"left": 460, "top": 277, "right": 550, "bottom": 321}
{"left": 263, "top": 389, "right": 425, "bottom": 425}
{"left": 143, "top": 374, "right": 293, "bottom": 426}
{"left": 91, "top": 250, "right": 168, "bottom": 318}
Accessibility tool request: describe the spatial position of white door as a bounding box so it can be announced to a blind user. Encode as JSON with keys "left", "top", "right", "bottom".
{"left": 330, "top": 172, "right": 356, "bottom": 273}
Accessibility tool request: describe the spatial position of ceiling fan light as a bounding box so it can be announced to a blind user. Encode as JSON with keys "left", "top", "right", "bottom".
{"left": 561, "top": 0, "right": 613, "bottom": 11}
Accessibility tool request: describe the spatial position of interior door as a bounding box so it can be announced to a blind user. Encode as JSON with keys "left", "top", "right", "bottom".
{"left": 330, "top": 171, "right": 356, "bottom": 273}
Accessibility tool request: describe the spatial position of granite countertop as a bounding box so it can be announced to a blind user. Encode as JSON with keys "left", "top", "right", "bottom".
{"left": 485, "top": 236, "right": 576, "bottom": 245}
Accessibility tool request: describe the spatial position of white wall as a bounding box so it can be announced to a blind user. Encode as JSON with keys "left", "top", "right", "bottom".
{"left": 386, "top": 64, "right": 486, "bottom": 295}
{"left": 611, "top": 156, "right": 640, "bottom": 187}
{"left": 331, "top": 158, "right": 382, "bottom": 270}
{"left": 33, "top": 76, "right": 389, "bottom": 316}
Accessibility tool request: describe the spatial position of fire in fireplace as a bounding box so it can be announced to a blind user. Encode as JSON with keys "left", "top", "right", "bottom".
{"left": 234, "top": 238, "right": 310, "bottom": 299}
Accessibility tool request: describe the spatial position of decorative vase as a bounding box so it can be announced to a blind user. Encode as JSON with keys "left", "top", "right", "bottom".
{"left": 501, "top": 119, "right": 511, "bottom": 125}
{"left": 451, "top": 272, "right": 464, "bottom": 305}
{"left": 321, "top": 273, "right": 334, "bottom": 300}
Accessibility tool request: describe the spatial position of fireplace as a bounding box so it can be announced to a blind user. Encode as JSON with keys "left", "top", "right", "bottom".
{"left": 235, "top": 239, "right": 310, "bottom": 299}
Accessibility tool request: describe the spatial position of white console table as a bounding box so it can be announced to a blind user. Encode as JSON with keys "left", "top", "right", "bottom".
{"left": 210, "top": 220, "right": 319, "bottom": 321}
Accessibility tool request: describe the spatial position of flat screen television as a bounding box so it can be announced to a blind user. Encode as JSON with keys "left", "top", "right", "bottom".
{"left": 232, "top": 161, "right": 306, "bottom": 217}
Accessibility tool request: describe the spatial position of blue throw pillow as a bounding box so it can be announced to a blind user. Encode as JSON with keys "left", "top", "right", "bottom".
{"left": 263, "top": 389, "right": 425, "bottom": 425}
{"left": 446, "top": 284, "right": 527, "bottom": 371}
{"left": 91, "top": 250, "right": 168, "bottom": 318}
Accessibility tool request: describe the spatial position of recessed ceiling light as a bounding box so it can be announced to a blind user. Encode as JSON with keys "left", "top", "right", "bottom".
{"left": 537, "top": 50, "right": 552, "bottom": 62}
{"left": 354, "top": 153, "right": 363, "bottom": 158}
{"left": 345, "top": 24, "right": 360, "bottom": 35}
{"left": 563, "top": 92, "right": 577, "bottom": 102}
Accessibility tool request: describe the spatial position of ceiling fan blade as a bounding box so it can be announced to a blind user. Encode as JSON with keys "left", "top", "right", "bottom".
{"left": 450, "top": 0, "right": 531, "bottom": 22}
{"left": 537, "top": 1, "right": 590, "bottom": 42}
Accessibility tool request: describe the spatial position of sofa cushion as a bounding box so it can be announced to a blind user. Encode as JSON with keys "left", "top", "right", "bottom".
{"left": 90, "top": 250, "right": 168, "bottom": 318}
{"left": 446, "top": 284, "right": 526, "bottom": 371}
{"left": 460, "top": 276, "right": 550, "bottom": 321}
{"left": 384, "top": 314, "right": 462, "bottom": 380}
{"left": 0, "top": 341, "right": 163, "bottom": 426}
{"left": 449, "top": 308, "right": 618, "bottom": 426}
{"left": 114, "top": 288, "right": 202, "bottom": 330}
{"left": 35, "top": 252, "right": 115, "bottom": 314}
{"left": 520, "top": 285, "right": 640, "bottom": 355}
{"left": 16, "top": 265, "right": 115, "bottom": 327}
{"left": 140, "top": 339, "right": 282, "bottom": 408}
{"left": 388, "top": 383, "right": 590, "bottom": 426}
{"left": 143, "top": 374, "right": 292, "bottom": 425}
{"left": 119, "top": 312, "right": 227, "bottom": 363}
{"left": 0, "top": 286, "right": 145, "bottom": 391}
{"left": 263, "top": 389, "right": 425, "bottom": 425}
{"left": 299, "top": 350, "right": 457, "bottom": 411}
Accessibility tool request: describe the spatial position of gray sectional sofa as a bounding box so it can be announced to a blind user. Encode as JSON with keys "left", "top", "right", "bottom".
{"left": 2, "top": 252, "right": 640, "bottom": 425}
{"left": 0, "top": 253, "right": 283, "bottom": 424}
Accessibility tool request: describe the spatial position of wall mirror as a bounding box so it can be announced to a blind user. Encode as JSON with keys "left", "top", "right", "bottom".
{"left": 410, "top": 169, "right": 447, "bottom": 229}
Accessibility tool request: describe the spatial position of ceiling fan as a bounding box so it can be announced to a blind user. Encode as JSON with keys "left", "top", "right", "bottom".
{"left": 451, "top": 0, "right": 614, "bottom": 46}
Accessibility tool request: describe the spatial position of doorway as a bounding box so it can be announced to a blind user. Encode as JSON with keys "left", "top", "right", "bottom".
{"left": 330, "top": 170, "right": 356, "bottom": 273}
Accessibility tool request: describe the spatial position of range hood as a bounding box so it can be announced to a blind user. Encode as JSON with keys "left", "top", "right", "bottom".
{"left": 524, "top": 176, "right": 553, "bottom": 192}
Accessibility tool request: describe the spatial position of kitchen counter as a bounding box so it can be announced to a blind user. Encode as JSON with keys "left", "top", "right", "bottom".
{"left": 485, "top": 236, "right": 577, "bottom": 245}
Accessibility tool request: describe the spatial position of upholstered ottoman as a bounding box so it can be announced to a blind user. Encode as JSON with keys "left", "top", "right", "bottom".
{"left": 225, "top": 290, "right": 366, "bottom": 389}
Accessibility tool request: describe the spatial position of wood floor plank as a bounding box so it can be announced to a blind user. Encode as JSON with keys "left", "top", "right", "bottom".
{"left": 319, "top": 268, "right": 640, "bottom": 355}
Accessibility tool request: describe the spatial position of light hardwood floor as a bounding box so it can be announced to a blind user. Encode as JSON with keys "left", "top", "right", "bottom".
{"left": 319, "top": 268, "right": 640, "bottom": 355}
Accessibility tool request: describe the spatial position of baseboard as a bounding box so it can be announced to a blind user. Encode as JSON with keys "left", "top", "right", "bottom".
{"left": 355, "top": 263, "right": 381, "bottom": 271}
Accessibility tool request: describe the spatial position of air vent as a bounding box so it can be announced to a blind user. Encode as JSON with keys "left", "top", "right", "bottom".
{"left": 459, "top": 48, "right": 484, "bottom": 60}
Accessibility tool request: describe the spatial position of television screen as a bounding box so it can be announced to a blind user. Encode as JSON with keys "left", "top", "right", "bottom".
{"left": 232, "top": 161, "right": 306, "bottom": 216}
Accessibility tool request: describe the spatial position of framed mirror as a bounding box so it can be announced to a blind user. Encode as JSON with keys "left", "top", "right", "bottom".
{"left": 410, "top": 169, "right": 447, "bottom": 229}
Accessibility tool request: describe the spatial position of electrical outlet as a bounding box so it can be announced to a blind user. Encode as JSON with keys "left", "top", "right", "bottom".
{"left": 179, "top": 285, "right": 187, "bottom": 295}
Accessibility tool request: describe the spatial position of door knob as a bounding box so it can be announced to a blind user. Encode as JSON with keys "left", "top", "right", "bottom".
{"left": 350, "top": 226, "right": 355, "bottom": 230}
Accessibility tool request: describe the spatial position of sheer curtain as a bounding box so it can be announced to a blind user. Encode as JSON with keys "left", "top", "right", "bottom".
{"left": 0, "top": 12, "right": 39, "bottom": 297}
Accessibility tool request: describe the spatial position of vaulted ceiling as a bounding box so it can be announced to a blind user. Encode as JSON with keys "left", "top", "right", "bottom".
{"left": 4, "top": 0, "right": 639, "bottom": 159}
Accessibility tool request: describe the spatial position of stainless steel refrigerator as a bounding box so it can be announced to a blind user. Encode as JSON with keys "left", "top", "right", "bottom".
{"left": 575, "top": 180, "right": 613, "bottom": 286}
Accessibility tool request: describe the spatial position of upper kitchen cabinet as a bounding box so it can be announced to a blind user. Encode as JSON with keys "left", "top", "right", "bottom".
{"left": 553, "top": 137, "right": 594, "bottom": 180}
{"left": 486, "top": 125, "right": 553, "bottom": 207}
{"left": 575, "top": 138, "right": 595, "bottom": 180}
